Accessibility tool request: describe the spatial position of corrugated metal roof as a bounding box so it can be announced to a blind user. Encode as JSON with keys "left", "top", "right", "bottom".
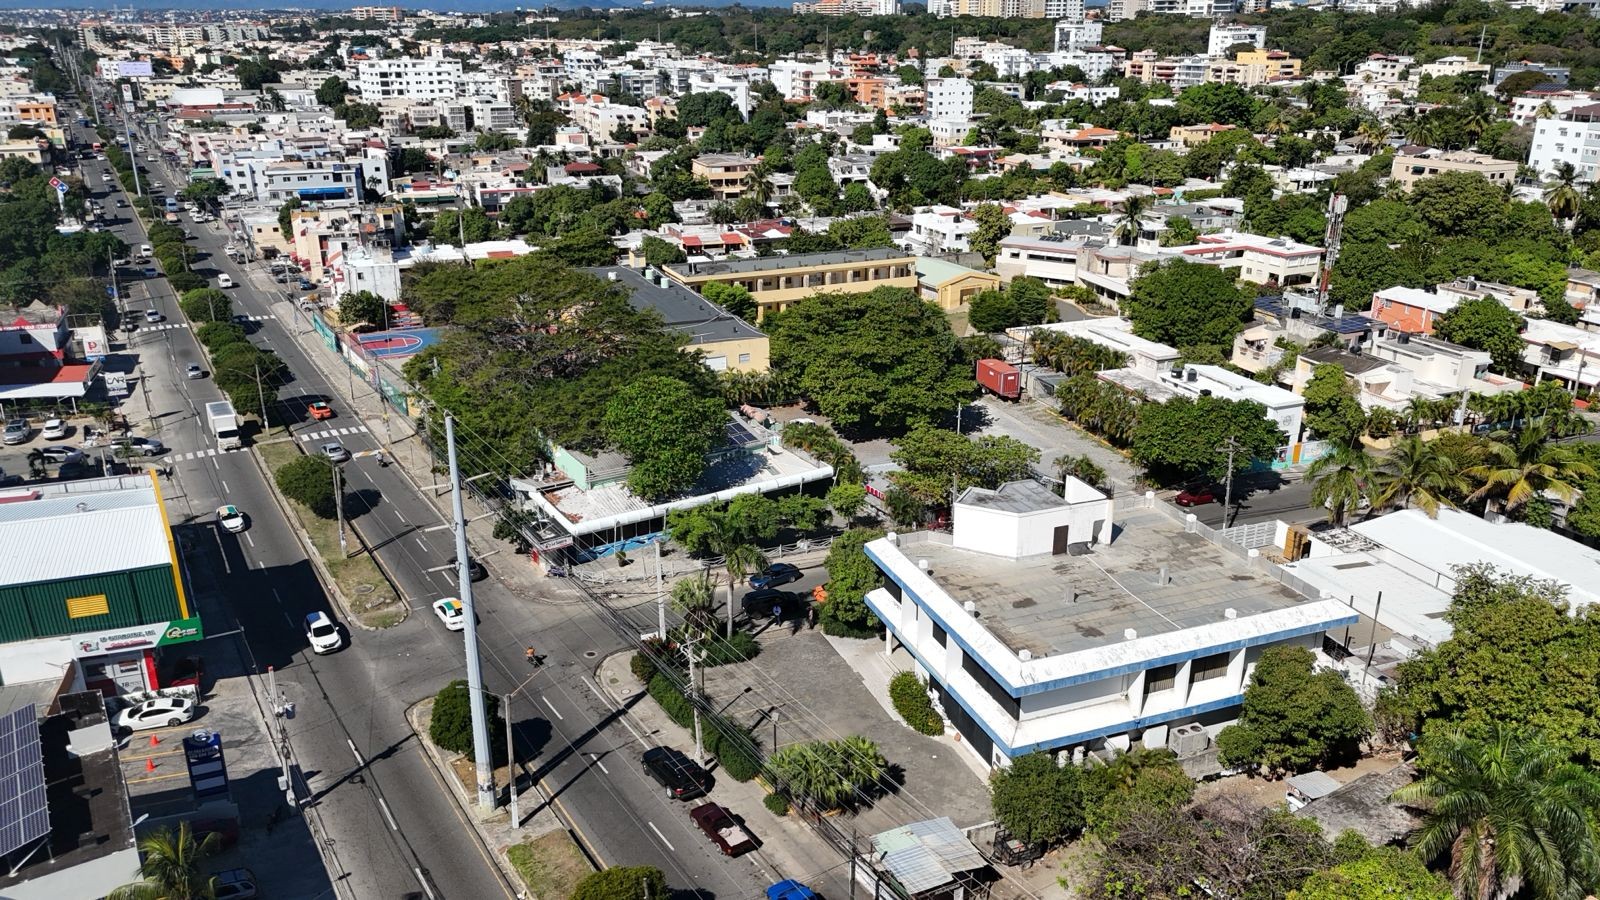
{"left": 871, "top": 817, "right": 987, "bottom": 895}
{"left": 0, "top": 482, "right": 170, "bottom": 585}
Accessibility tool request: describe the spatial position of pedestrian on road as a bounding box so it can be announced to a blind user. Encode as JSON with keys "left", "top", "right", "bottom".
{"left": 807, "top": 604, "right": 818, "bottom": 630}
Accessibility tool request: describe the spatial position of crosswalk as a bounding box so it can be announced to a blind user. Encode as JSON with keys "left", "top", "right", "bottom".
{"left": 171, "top": 447, "right": 237, "bottom": 461}
{"left": 297, "top": 426, "right": 371, "bottom": 443}
{"left": 135, "top": 315, "right": 275, "bottom": 332}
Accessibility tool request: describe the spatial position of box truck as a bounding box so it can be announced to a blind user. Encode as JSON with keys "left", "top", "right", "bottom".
{"left": 206, "top": 401, "right": 241, "bottom": 451}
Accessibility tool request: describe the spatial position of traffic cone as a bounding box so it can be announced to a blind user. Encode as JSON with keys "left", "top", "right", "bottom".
{"left": 149, "top": 733, "right": 160, "bottom": 747}
{"left": 145, "top": 757, "right": 156, "bottom": 772}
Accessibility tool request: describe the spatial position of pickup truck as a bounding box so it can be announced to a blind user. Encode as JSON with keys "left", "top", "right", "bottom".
{"left": 690, "top": 804, "right": 757, "bottom": 857}
{"left": 641, "top": 746, "right": 708, "bottom": 801}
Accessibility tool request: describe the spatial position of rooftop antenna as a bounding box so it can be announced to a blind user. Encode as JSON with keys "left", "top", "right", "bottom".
{"left": 1475, "top": 24, "right": 1486, "bottom": 64}
{"left": 1316, "top": 192, "right": 1347, "bottom": 313}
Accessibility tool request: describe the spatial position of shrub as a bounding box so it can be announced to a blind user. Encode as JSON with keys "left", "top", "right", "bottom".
{"left": 180, "top": 288, "right": 231, "bottom": 323}
{"left": 646, "top": 672, "right": 695, "bottom": 730}
{"left": 168, "top": 271, "right": 206, "bottom": 294}
{"left": 701, "top": 629, "right": 760, "bottom": 667}
{"left": 572, "top": 866, "right": 666, "bottom": 900}
{"left": 630, "top": 651, "right": 658, "bottom": 685}
{"left": 763, "top": 791, "right": 790, "bottom": 816}
{"left": 195, "top": 320, "right": 247, "bottom": 350}
{"left": 888, "top": 671, "right": 944, "bottom": 736}
{"left": 429, "top": 679, "right": 503, "bottom": 761}
{"left": 713, "top": 723, "right": 762, "bottom": 782}
{"left": 276, "top": 455, "right": 337, "bottom": 519}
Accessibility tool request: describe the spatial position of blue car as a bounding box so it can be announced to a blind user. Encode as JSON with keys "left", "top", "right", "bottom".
{"left": 142, "top": 266, "right": 158, "bottom": 278}
{"left": 750, "top": 563, "right": 802, "bottom": 590}
{"left": 298, "top": 278, "right": 313, "bottom": 290}
{"left": 767, "top": 882, "right": 816, "bottom": 900}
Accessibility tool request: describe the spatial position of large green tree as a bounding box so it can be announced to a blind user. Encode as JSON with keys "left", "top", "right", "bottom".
{"left": 1130, "top": 395, "right": 1285, "bottom": 484}
{"left": 1125, "top": 259, "right": 1252, "bottom": 352}
{"left": 107, "top": 823, "right": 221, "bottom": 900}
{"left": 603, "top": 375, "right": 726, "bottom": 500}
{"left": 766, "top": 287, "right": 970, "bottom": 435}
{"left": 1433, "top": 296, "right": 1527, "bottom": 375}
{"left": 1216, "top": 645, "right": 1370, "bottom": 774}
{"left": 1301, "top": 363, "right": 1365, "bottom": 446}
{"left": 1290, "top": 846, "right": 1452, "bottom": 900}
{"left": 888, "top": 427, "right": 1039, "bottom": 506}
{"left": 819, "top": 528, "right": 884, "bottom": 637}
{"left": 988, "top": 751, "right": 1085, "bottom": 847}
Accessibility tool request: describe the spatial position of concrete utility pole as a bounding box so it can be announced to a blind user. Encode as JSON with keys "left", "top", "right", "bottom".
{"left": 654, "top": 540, "right": 667, "bottom": 641}
{"left": 1217, "top": 434, "right": 1243, "bottom": 529}
{"left": 686, "top": 639, "right": 705, "bottom": 766}
{"left": 504, "top": 692, "right": 518, "bottom": 828}
{"left": 447, "top": 415, "right": 497, "bottom": 812}
{"left": 332, "top": 463, "right": 347, "bottom": 557}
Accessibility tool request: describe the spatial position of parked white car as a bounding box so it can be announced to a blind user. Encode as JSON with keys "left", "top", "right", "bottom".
{"left": 304, "top": 611, "right": 343, "bottom": 654}
{"left": 40, "top": 418, "right": 66, "bottom": 439}
{"left": 114, "top": 695, "right": 196, "bottom": 733}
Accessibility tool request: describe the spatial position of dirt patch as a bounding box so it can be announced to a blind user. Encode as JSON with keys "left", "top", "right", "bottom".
{"left": 1191, "top": 752, "right": 1405, "bottom": 811}
{"left": 506, "top": 830, "right": 592, "bottom": 900}
{"left": 257, "top": 439, "right": 404, "bottom": 628}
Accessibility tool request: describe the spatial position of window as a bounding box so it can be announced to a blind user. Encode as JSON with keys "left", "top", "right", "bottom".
{"left": 737, "top": 353, "right": 751, "bottom": 364}
{"left": 1144, "top": 663, "right": 1177, "bottom": 694}
{"left": 1191, "top": 651, "right": 1231, "bottom": 683}
{"left": 932, "top": 620, "right": 947, "bottom": 648}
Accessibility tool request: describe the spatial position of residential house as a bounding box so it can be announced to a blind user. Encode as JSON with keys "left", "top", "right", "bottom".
{"left": 662, "top": 248, "right": 918, "bottom": 320}
{"left": 1390, "top": 146, "right": 1518, "bottom": 190}
{"left": 915, "top": 257, "right": 1001, "bottom": 310}
{"left": 691, "top": 153, "right": 759, "bottom": 203}
{"left": 1369, "top": 285, "right": 1453, "bottom": 334}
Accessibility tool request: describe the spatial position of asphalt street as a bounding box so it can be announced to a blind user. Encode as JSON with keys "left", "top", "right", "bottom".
{"left": 86, "top": 113, "right": 844, "bottom": 900}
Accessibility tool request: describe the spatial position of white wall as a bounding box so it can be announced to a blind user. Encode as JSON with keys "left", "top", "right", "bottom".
{"left": 951, "top": 494, "right": 1111, "bottom": 558}
{"left": 0, "top": 634, "right": 77, "bottom": 685}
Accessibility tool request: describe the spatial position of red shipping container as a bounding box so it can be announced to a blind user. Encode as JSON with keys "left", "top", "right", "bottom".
{"left": 976, "top": 359, "right": 1020, "bottom": 399}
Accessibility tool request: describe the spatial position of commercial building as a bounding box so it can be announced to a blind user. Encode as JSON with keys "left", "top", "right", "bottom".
{"left": 0, "top": 474, "right": 203, "bottom": 696}
{"left": 589, "top": 266, "right": 769, "bottom": 373}
{"left": 0, "top": 301, "right": 99, "bottom": 415}
{"left": 1389, "top": 146, "right": 1517, "bottom": 190}
{"left": 662, "top": 248, "right": 918, "bottom": 320}
{"left": 861, "top": 484, "right": 1356, "bottom": 769}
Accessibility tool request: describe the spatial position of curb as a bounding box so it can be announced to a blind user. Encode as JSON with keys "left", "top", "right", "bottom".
{"left": 402, "top": 699, "right": 530, "bottom": 900}
{"left": 246, "top": 441, "right": 407, "bottom": 632}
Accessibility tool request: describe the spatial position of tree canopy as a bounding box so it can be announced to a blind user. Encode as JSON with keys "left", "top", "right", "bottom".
{"left": 888, "top": 427, "right": 1039, "bottom": 507}
{"left": 1217, "top": 646, "right": 1371, "bottom": 774}
{"left": 603, "top": 375, "right": 727, "bottom": 500}
{"left": 1433, "top": 296, "right": 1528, "bottom": 375}
{"left": 766, "top": 287, "right": 970, "bottom": 436}
{"left": 1130, "top": 395, "right": 1286, "bottom": 484}
{"left": 1125, "top": 259, "right": 1253, "bottom": 354}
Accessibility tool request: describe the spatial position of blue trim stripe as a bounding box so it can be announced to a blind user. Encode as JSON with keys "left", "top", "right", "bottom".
{"left": 864, "top": 544, "right": 1357, "bottom": 698}
{"left": 890, "top": 624, "right": 1245, "bottom": 759}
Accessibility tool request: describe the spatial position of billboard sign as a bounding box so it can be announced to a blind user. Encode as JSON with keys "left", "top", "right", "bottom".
{"left": 115, "top": 60, "right": 153, "bottom": 79}
{"left": 77, "top": 325, "right": 108, "bottom": 360}
{"left": 182, "top": 729, "right": 230, "bottom": 801}
{"left": 74, "top": 617, "right": 204, "bottom": 656}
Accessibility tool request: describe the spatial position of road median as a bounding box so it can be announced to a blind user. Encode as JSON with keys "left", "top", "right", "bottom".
{"left": 253, "top": 438, "right": 406, "bottom": 629}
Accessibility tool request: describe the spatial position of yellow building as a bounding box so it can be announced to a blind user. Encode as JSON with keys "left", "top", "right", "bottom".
{"left": 915, "top": 257, "right": 1001, "bottom": 310}
{"left": 598, "top": 266, "right": 769, "bottom": 372}
{"left": 1204, "top": 50, "right": 1302, "bottom": 88}
{"left": 664, "top": 248, "right": 918, "bottom": 321}
{"left": 1169, "top": 123, "right": 1238, "bottom": 148}
{"left": 690, "top": 153, "right": 759, "bottom": 203}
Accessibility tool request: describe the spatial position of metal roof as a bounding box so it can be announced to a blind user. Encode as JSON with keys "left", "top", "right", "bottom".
{"left": 0, "top": 478, "right": 171, "bottom": 585}
{"left": 871, "top": 817, "right": 987, "bottom": 895}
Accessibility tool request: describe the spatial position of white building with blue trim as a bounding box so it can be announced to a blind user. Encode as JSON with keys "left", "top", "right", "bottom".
{"left": 861, "top": 480, "right": 1357, "bottom": 770}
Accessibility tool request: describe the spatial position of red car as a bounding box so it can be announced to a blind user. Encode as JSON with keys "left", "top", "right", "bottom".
{"left": 307, "top": 401, "right": 334, "bottom": 421}
{"left": 1174, "top": 485, "right": 1217, "bottom": 507}
{"left": 690, "top": 803, "right": 757, "bottom": 857}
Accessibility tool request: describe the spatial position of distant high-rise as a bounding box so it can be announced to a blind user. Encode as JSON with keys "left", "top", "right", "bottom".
{"left": 793, "top": 0, "right": 901, "bottom": 14}
{"left": 1044, "top": 0, "right": 1085, "bottom": 16}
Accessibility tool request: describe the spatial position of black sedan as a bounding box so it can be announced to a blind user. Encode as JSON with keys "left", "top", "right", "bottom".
{"left": 750, "top": 563, "right": 803, "bottom": 590}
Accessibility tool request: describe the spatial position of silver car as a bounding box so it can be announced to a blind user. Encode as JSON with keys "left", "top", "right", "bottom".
{"left": 321, "top": 442, "right": 350, "bottom": 463}
{"left": 3, "top": 418, "right": 28, "bottom": 445}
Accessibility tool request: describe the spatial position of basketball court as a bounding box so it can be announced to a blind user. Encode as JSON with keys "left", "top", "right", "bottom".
{"left": 355, "top": 327, "right": 442, "bottom": 360}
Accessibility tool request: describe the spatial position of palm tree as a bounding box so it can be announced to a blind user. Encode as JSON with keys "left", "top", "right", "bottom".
{"left": 1374, "top": 435, "right": 1463, "bottom": 517}
{"left": 1114, "top": 194, "right": 1149, "bottom": 247}
{"left": 670, "top": 570, "right": 719, "bottom": 640}
{"left": 1403, "top": 113, "right": 1437, "bottom": 148}
{"left": 1457, "top": 93, "right": 1496, "bottom": 147}
{"left": 1544, "top": 161, "right": 1583, "bottom": 229}
{"left": 108, "top": 823, "right": 221, "bottom": 900}
{"left": 1307, "top": 444, "right": 1375, "bottom": 527}
{"left": 1465, "top": 424, "right": 1595, "bottom": 512}
{"left": 1537, "top": 100, "right": 1557, "bottom": 120}
{"left": 1393, "top": 726, "right": 1600, "bottom": 900}
{"left": 1355, "top": 120, "right": 1388, "bottom": 153}
{"left": 720, "top": 542, "right": 767, "bottom": 638}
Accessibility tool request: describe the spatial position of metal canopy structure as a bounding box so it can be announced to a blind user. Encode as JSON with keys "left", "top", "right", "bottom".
{"left": 0, "top": 703, "right": 49, "bottom": 860}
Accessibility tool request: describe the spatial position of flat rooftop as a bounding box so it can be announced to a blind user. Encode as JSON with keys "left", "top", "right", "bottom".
{"left": 665, "top": 246, "right": 911, "bottom": 278}
{"left": 899, "top": 506, "right": 1311, "bottom": 659}
{"left": 585, "top": 266, "right": 765, "bottom": 347}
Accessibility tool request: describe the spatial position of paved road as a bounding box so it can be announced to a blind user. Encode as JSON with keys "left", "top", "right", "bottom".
{"left": 89, "top": 113, "right": 846, "bottom": 898}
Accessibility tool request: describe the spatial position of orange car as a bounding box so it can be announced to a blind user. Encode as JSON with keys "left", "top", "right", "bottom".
{"left": 307, "top": 401, "right": 334, "bottom": 421}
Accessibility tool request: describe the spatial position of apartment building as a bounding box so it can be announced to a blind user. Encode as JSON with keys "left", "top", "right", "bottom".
{"left": 1520, "top": 318, "right": 1600, "bottom": 392}
{"left": 662, "top": 248, "right": 917, "bottom": 320}
{"left": 996, "top": 233, "right": 1091, "bottom": 287}
{"left": 355, "top": 57, "right": 464, "bottom": 103}
{"left": 1290, "top": 334, "right": 1514, "bottom": 410}
{"left": 1169, "top": 122, "right": 1237, "bottom": 147}
{"left": 351, "top": 5, "right": 404, "bottom": 20}
{"left": 1369, "top": 285, "right": 1453, "bottom": 334}
{"left": 904, "top": 206, "right": 980, "bottom": 256}
{"left": 1123, "top": 51, "right": 1209, "bottom": 90}
{"left": 1205, "top": 50, "right": 1301, "bottom": 87}
{"left": 1509, "top": 90, "right": 1600, "bottom": 128}
{"left": 1170, "top": 232, "right": 1322, "bottom": 287}
{"left": 690, "top": 154, "right": 759, "bottom": 203}
{"left": 861, "top": 487, "right": 1354, "bottom": 769}
{"left": 1207, "top": 23, "right": 1267, "bottom": 57}
{"left": 1529, "top": 103, "right": 1600, "bottom": 181}
{"left": 1389, "top": 147, "right": 1518, "bottom": 190}
{"left": 925, "top": 77, "right": 975, "bottom": 121}
{"left": 792, "top": 0, "right": 900, "bottom": 13}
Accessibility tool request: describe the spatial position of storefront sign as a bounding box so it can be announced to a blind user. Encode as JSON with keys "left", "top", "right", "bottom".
{"left": 75, "top": 617, "right": 204, "bottom": 655}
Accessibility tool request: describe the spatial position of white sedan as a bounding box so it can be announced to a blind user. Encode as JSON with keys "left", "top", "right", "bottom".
{"left": 432, "top": 597, "right": 465, "bottom": 631}
{"left": 114, "top": 695, "right": 196, "bottom": 733}
{"left": 216, "top": 505, "right": 246, "bottom": 533}
{"left": 304, "top": 611, "right": 343, "bottom": 654}
{"left": 40, "top": 418, "right": 66, "bottom": 439}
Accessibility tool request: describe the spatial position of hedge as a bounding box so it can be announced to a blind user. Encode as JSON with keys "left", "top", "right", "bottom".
{"left": 889, "top": 671, "right": 945, "bottom": 736}
{"left": 700, "top": 629, "right": 760, "bottom": 667}
{"left": 763, "top": 792, "right": 790, "bottom": 816}
{"left": 644, "top": 672, "right": 763, "bottom": 782}
{"left": 630, "top": 652, "right": 658, "bottom": 685}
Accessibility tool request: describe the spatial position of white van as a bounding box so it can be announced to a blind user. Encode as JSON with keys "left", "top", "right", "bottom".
{"left": 138, "top": 243, "right": 152, "bottom": 258}
{"left": 217, "top": 274, "right": 234, "bottom": 289}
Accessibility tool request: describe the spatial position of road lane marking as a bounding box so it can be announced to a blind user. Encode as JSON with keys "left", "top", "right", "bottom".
{"left": 541, "top": 696, "right": 564, "bottom": 721}
{"left": 221, "top": 480, "right": 229, "bottom": 493}
{"left": 378, "top": 797, "right": 399, "bottom": 831}
{"left": 245, "top": 533, "right": 255, "bottom": 548}
{"left": 587, "top": 753, "right": 610, "bottom": 774}
{"left": 647, "top": 821, "right": 676, "bottom": 851}
{"left": 413, "top": 868, "right": 437, "bottom": 900}
{"left": 348, "top": 739, "right": 364, "bottom": 767}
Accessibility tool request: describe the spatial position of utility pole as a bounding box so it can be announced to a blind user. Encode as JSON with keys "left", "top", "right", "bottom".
{"left": 504, "top": 692, "right": 519, "bottom": 828}
{"left": 253, "top": 361, "right": 270, "bottom": 434}
{"left": 686, "top": 639, "right": 705, "bottom": 765}
{"left": 333, "top": 463, "right": 347, "bottom": 557}
{"left": 654, "top": 540, "right": 667, "bottom": 641}
{"left": 447, "top": 415, "right": 497, "bottom": 812}
{"left": 1217, "top": 434, "right": 1243, "bottom": 529}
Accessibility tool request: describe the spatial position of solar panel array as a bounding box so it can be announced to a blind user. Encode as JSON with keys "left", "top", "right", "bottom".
{"left": 0, "top": 703, "right": 49, "bottom": 858}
